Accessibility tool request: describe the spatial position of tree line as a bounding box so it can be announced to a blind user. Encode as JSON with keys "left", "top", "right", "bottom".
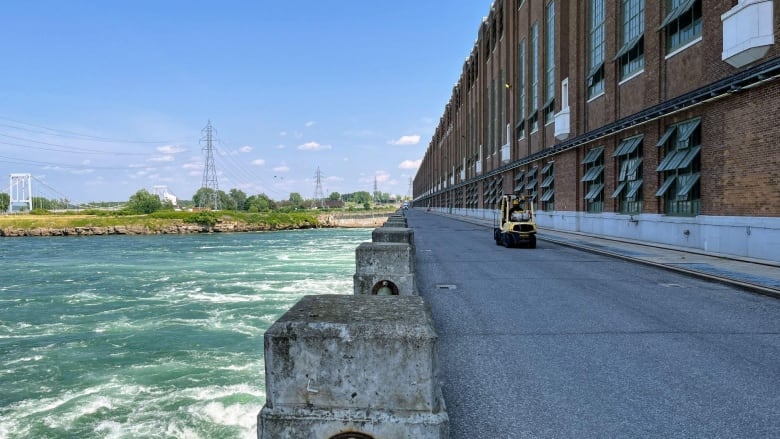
{"left": 0, "top": 188, "right": 407, "bottom": 214}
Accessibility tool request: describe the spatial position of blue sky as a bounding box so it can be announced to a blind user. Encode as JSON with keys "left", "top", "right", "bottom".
{"left": 1, "top": 1, "right": 493, "bottom": 204}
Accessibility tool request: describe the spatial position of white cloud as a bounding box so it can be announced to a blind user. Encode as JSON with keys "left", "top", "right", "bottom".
{"left": 388, "top": 135, "right": 421, "bottom": 146}
{"left": 239, "top": 145, "right": 253, "bottom": 153}
{"left": 182, "top": 162, "right": 200, "bottom": 170}
{"left": 148, "top": 155, "right": 174, "bottom": 162}
{"left": 279, "top": 131, "right": 287, "bottom": 136}
{"left": 275, "top": 144, "right": 286, "bottom": 149}
{"left": 273, "top": 165, "right": 290, "bottom": 172}
{"left": 251, "top": 159, "right": 266, "bottom": 166}
{"left": 305, "top": 121, "right": 316, "bottom": 127}
{"left": 399, "top": 159, "right": 422, "bottom": 170}
{"left": 298, "top": 141, "right": 332, "bottom": 151}
{"left": 157, "top": 145, "right": 185, "bottom": 154}
{"left": 375, "top": 170, "right": 391, "bottom": 183}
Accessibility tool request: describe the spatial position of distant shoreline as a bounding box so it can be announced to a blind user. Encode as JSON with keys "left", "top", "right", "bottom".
{"left": 0, "top": 212, "right": 390, "bottom": 237}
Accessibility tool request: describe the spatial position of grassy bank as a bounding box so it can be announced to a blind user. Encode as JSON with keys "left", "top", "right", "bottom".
{"left": 0, "top": 208, "right": 395, "bottom": 233}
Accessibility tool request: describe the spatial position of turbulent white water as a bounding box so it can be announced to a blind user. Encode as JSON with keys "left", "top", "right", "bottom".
{"left": 0, "top": 228, "right": 371, "bottom": 438}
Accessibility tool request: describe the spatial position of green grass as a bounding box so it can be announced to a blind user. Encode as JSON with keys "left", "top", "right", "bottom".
{"left": 0, "top": 210, "right": 322, "bottom": 230}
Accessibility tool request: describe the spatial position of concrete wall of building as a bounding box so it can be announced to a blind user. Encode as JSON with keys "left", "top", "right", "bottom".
{"left": 433, "top": 206, "right": 780, "bottom": 262}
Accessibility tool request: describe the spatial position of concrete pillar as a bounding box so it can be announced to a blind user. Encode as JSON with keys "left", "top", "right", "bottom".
{"left": 353, "top": 242, "right": 416, "bottom": 295}
{"left": 259, "top": 295, "right": 449, "bottom": 438}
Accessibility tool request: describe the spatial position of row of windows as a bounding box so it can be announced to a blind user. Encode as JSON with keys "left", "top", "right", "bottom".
{"left": 511, "top": 0, "right": 702, "bottom": 145}
{"left": 502, "top": 116, "right": 701, "bottom": 216}
{"left": 580, "top": 116, "right": 701, "bottom": 216}
{"left": 589, "top": 0, "right": 702, "bottom": 97}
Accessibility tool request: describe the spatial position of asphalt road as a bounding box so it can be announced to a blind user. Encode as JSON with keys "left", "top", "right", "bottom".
{"left": 406, "top": 209, "right": 780, "bottom": 438}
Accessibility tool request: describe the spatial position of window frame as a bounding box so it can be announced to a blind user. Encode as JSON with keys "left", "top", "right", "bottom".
{"left": 540, "top": 161, "right": 555, "bottom": 209}
{"left": 615, "top": 0, "right": 645, "bottom": 80}
{"left": 612, "top": 135, "right": 644, "bottom": 214}
{"left": 660, "top": 0, "right": 702, "bottom": 54}
{"left": 517, "top": 39, "right": 527, "bottom": 139}
{"left": 544, "top": 1, "right": 556, "bottom": 124}
{"left": 530, "top": 22, "right": 540, "bottom": 133}
{"left": 588, "top": 0, "right": 606, "bottom": 98}
{"left": 581, "top": 146, "right": 605, "bottom": 212}
{"left": 655, "top": 117, "right": 702, "bottom": 216}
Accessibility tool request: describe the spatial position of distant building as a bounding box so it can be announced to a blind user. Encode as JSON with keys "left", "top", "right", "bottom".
{"left": 413, "top": 0, "right": 780, "bottom": 261}
{"left": 153, "top": 185, "right": 178, "bottom": 207}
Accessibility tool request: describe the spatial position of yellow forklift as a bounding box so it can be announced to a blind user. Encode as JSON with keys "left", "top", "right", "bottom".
{"left": 493, "top": 194, "right": 537, "bottom": 248}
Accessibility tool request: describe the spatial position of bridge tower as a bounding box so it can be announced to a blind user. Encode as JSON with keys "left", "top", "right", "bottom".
{"left": 199, "top": 120, "right": 220, "bottom": 210}
{"left": 8, "top": 173, "right": 32, "bottom": 213}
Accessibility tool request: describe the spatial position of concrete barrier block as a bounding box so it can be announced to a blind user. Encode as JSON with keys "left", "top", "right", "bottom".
{"left": 384, "top": 219, "right": 408, "bottom": 228}
{"left": 353, "top": 242, "right": 415, "bottom": 295}
{"left": 259, "top": 295, "right": 448, "bottom": 438}
{"left": 354, "top": 242, "right": 413, "bottom": 274}
{"left": 371, "top": 227, "right": 415, "bottom": 248}
{"left": 259, "top": 406, "right": 448, "bottom": 438}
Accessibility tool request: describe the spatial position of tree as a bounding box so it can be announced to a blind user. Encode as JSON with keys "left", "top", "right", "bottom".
{"left": 127, "top": 189, "right": 162, "bottom": 214}
{"left": 217, "top": 190, "right": 233, "bottom": 210}
{"left": 229, "top": 189, "right": 247, "bottom": 211}
{"left": 246, "top": 193, "right": 275, "bottom": 212}
{"left": 352, "top": 191, "right": 373, "bottom": 205}
{"left": 0, "top": 193, "right": 9, "bottom": 211}
{"left": 288, "top": 192, "right": 304, "bottom": 208}
{"left": 328, "top": 192, "right": 341, "bottom": 201}
{"left": 192, "top": 187, "right": 217, "bottom": 209}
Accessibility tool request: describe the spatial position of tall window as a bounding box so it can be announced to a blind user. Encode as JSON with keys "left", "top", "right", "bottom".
{"left": 540, "top": 161, "right": 555, "bottom": 211}
{"left": 582, "top": 146, "right": 605, "bottom": 213}
{"left": 661, "top": 0, "right": 702, "bottom": 53}
{"left": 500, "top": 69, "right": 505, "bottom": 146}
{"left": 544, "top": 1, "right": 556, "bottom": 124}
{"left": 486, "top": 82, "right": 492, "bottom": 155}
{"left": 530, "top": 22, "right": 539, "bottom": 133}
{"left": 655, "top": 118, "right": 701, "bottom": 216}
{"left": 615, "top": 0, "right": 644, "bottom": 80}
{"left": 612, "top": 135, "right": 643, "bottom": 214}
{"left": 588, "top": 0, "right": 605, "bottom": 98}
{"left": 517, "top": 40, "right": 527, "bottom": 139}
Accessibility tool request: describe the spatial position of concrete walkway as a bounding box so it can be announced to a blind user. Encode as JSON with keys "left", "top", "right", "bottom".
{"left": 429, "top": 210, "right": 780, "bottom": 298}
{"left": 406, "top": 208, "right": 780, "bottom": 438}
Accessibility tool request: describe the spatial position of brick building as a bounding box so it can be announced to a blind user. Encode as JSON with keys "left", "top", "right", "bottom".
{"left": 413, "top": 0, "right": 779, "bottom": 261}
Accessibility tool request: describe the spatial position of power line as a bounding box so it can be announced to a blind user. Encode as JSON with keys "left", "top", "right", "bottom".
{"left": 0, "top": 117, "right": 175, "bottom": 144}
{"left": 0, "top": 134, "right": 148, "bottom": 155}
{"left": 0, "top": 154, "right": 130, "bottom": 170}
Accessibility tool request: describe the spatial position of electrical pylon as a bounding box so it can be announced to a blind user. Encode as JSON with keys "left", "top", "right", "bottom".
{"left": 199, "top": 120, "right": 220, "bottom": 210}
{"left": 313, "top": 166, "right": 325, "bottom": 208}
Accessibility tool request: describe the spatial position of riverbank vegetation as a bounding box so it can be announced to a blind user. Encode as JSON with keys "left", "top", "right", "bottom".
{"left": 0, "top": 187, "right": 401, "bottom": 235}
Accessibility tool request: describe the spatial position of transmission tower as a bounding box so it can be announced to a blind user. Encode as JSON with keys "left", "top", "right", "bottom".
{"left": 373, "top": 176, "right": 380, "bottom": 203}
{"left": 199, "top": 120, "right": 220, "bottom": 210}
{"left": 313, "top": 166, "right": 325, "bottom": 208}
{"left": 407, "top": 177, "right": 412, "bottom": 200}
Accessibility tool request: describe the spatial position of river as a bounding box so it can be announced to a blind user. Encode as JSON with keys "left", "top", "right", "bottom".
{"left": 0, "top": 228, "right": 371, "bottom": 438}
